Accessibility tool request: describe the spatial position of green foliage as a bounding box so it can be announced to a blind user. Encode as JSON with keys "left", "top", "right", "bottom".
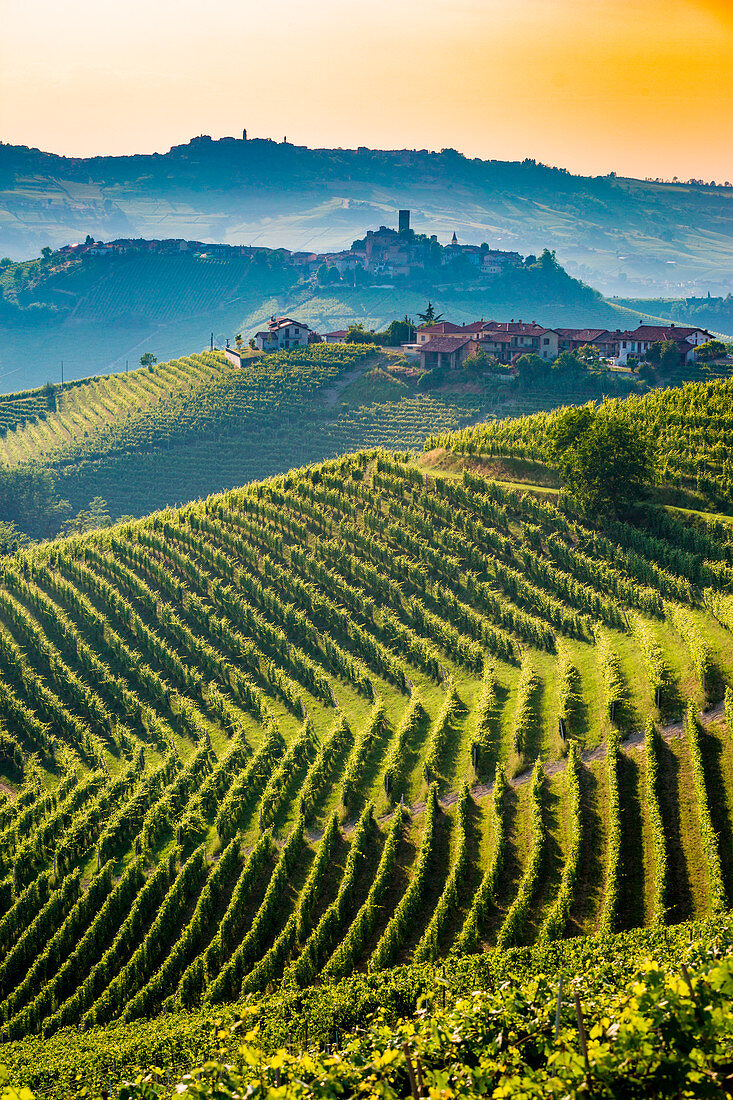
{"left": 545, "top": 404, "right": 656, "bottom": 513}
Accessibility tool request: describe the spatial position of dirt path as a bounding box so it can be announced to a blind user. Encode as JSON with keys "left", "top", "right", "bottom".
{"left": 322, "top": 353, "right": 390, "bottom": 408}
{"left": 326, "top": 701, "right": 726, "bottom": 841}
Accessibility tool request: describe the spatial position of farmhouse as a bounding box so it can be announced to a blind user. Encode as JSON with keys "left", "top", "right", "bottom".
{"left": 611, "top": 324, "right": 713, "bottom": 365}
{"left": 254, "top": 316, "right": 314, "bottom": 351}
{"left": 418, "top": 336, "right": 474, "bottom": 371}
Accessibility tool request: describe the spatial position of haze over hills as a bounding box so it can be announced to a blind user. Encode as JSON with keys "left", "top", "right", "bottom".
{"left": 2, "top": 234, "right": 730, "bottom": 390}
{"left": 1, "top": 134, "right": 732, "bottom": 297}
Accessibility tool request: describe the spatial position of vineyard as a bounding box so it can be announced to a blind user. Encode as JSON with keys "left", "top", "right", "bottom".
{"left": 0, "top": 346, "right": 487, "bottom": 521}
{"left": 425, "top": 374, "right": 733, "bottom": 507}
{"left": 0, "top": 435, "right": 731, "bottom": 1092}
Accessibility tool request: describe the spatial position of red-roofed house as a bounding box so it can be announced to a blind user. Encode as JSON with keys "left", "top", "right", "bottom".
{"left": 481, "top": 321, "right": 559, "bottom": 360}
{"left": 613, "top": 324, "right": 712, "bottom": 365}
{"left": 255, "top": 316, "right": 314, "bottom": 351}
{"left": 555, "top": 328, "right": 609, "bottom": 354}
{"left": 322, "top": 330, "right": 349, "bottom": 344}
{"left": 418, "top": 336, "right": 474, "bottom": 371}
{"left": 416, "top": 322, "right": 465, "bottom": 345}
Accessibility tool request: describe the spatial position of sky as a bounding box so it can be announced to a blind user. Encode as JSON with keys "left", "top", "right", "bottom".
{"left": 1, "top": 0, "right": 732, "bottom": 181}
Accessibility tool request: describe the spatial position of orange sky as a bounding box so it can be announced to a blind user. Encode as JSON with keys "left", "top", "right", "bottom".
{"left": 1, "top": 0, "right": 731, "bottom": 180}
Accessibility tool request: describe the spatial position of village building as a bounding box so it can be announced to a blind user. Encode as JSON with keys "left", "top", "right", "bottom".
{"left": 418, "top": 335, "right": 474, "bottom": 372}
{"left": 322, "top": 329, "right": 349, "bottom": 344}
{"left": 481, "top": 321, "right": 560, "bottom": 360}
{"left": 555, "top": 328, "right": 609, "bottom": 354}
{"left": 254, "top": 316, "right": 314, "bottom": 351}
{"left": 415, "top": 322, "right": 467, "bottom": 345}
{"left": 611, "top": 324, "right": 712, "bottom": 365}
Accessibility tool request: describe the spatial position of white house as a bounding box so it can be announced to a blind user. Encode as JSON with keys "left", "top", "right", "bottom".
{"left": 254, "top": 317, "right": 313, "bottom": 352}
{"left": 612, "top": 324, "right": 713, "bottom": 365}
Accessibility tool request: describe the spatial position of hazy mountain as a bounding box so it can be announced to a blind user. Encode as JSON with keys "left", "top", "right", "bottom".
{"left": 1, "top": 135, "right": 731, "bottom": 296}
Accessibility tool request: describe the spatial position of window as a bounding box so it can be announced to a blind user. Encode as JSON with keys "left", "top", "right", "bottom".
{"left": 543, "top": 338, "right": 549, "bottom": 345}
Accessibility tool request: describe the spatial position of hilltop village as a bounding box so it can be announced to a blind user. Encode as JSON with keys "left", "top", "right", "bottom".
{"left": 53, "top": 209, "right": 525, "bottom": 286}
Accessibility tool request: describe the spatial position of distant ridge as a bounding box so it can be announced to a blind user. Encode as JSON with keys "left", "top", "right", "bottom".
{"left": 1, "top": 135, "right": 731, "bottom": 296}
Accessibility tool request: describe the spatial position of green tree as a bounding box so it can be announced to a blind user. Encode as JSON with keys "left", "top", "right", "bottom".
{"left": 40, "top": 246, "right": 53, "bottom": 263}
{"left": 695, "top": 339, "right": 727, "bottom": 362}
{"left": 316, "top": 263, "right": 330, "bottom": 286}
{"left": 552, "top": 350, "right": 582, "bottom": 372}
{"left": 418, "top": 302, "right": 444, "bottom": 326}
{"left": 139, "top": 353, "right": 157, "bottom": 368}
{"left": 576, "top": 343, "right": 600, "bottom": 366}
{"left": 0, "top": 521, "right": 30, "bottom": 555}
{"left": 545, "top": 405, "right": 656, "bottom": 514}
{"left": 465, "top": 346, "right": 500, "bottom": 376}
{"left": 515, "top": 353, "right": 547, "bottom": 378}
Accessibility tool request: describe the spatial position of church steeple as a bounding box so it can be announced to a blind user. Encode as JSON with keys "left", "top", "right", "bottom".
{"left": 451, "top": 231, "right": 458, "bottom": 245}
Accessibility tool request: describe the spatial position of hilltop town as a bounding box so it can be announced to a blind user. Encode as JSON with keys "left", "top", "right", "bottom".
{"left": 50, "top": 209, "right": 525, "bottom": 287}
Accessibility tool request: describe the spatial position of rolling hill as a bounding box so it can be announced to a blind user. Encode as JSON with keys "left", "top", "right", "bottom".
{"left": 1, "top": 135, "right": 732, "bottom": 297}
{"left": 0, "top": 341, "right": 686, "bottom": 534}
{"left": 1, "top": 376, "right": 733, "bottom": 1097}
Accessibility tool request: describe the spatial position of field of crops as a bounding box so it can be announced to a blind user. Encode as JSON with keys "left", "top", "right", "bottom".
{"left": 0, "top": 441, "right": 732, "bottom": 1083}
{"left": 0, "top": 353, "right": 239, "bottom": 468}
{"left": 3, "top": 912, "right": 732, "bottom": 1097}
{"left": 0, "top": 346, "right": 490, "bottom": 520}
{"left": 425, "top": 375, "right": 733, "bottom": 506}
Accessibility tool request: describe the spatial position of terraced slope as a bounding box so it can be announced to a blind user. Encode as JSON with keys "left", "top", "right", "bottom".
{"left": 425, "top": 375, "right": 733, "bottom": 506}
{"left": 0, "top": 351, "right": 248, "bottom": 468}
{"left": 0, "top": 345, "right": 482, "bottom": 523}
{"left": 0, "top": 450, "right": 732, "bottom": 1041}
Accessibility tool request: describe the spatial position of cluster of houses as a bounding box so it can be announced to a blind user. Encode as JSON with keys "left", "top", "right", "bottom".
{"left": 410, "top": 318, "right": 714, "bottom": 370}
{"left": 228, "top": 314, "right": 715, "bottom": 370}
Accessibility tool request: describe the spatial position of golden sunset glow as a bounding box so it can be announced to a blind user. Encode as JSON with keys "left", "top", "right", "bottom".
{"left": 1, "top": 0, "right": 731, "bottom": 178}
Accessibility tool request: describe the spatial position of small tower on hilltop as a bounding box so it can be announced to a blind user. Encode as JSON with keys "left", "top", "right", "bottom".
{"left": 242, "top": 128, "right": 247, "bottom": 141}
{"left": 398, "top": 209, "right": 410, "bottom": 234}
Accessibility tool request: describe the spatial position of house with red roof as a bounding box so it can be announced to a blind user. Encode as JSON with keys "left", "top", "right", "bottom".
{"left": 612, "top": 324, "right": 713, "bottom": 365}
{"left": 481, "top": 320, "right": 559, "bottom": 360}
{"left": 418, "top": 335, "right": 474, "bottom": 372}
{"left": 254, "top": 316, "right": 314, "bottom": 351}
{"left": 322, "top": 329, "right": 349, "bottom": 344}
{"left": 415, "top": 322, "right": 466, "bottom": 345}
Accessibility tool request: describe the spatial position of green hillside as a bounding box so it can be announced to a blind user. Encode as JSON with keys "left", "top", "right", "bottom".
{"left": 0, "top": 409, "right": 733, "bottom": 1084}
{"left": 0, "top": 343, "right": 669, "bottom": 533}
{"left": 424, "top": 375, "right": 733, "bottom": 509}
{"left": 2, "top": 136, "right": 731, "bottom": 296}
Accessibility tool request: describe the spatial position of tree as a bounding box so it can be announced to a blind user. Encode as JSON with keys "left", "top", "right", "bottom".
{"left": 0, "top": 521, "right": 30, "bottom": 555}
{"left": 139, "top": 353, "right": 157, "bottom": 368}
{"left": 465, "top": 346, "right": 499, "bottom": 376}
{"left": 695, "top": 339, "right": 727, "bottom": 362}
{"left": 545, "top": 405, "right": 656, "bottom": 514}
{"left": 85, "top": 234, "right": 94, "bottom": 245}
{"left": 552, "top": 350, "right": 582, "bottom": 372}
{"left": 61, "top": 497, "right": 112, "bottom": 536}
{"left": 234, "top": 333, "right": 244, "bottom": 352}
{"left": 316, "top": 263, "right": 330, "bottom": 286}
{"left": 645, "top": 340, "right": 679, "bottom": 371}
{"left": 418, "top": 302, "right": 444, "bottom": 326}
{"left": 345, "top": 323, "right": 379, "bottom": 344}
{"left": 576, "top": 343, "right": 600, "bottom": 366}
{"left": 40, "top": 246, "right": 53, "bottom": 263}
